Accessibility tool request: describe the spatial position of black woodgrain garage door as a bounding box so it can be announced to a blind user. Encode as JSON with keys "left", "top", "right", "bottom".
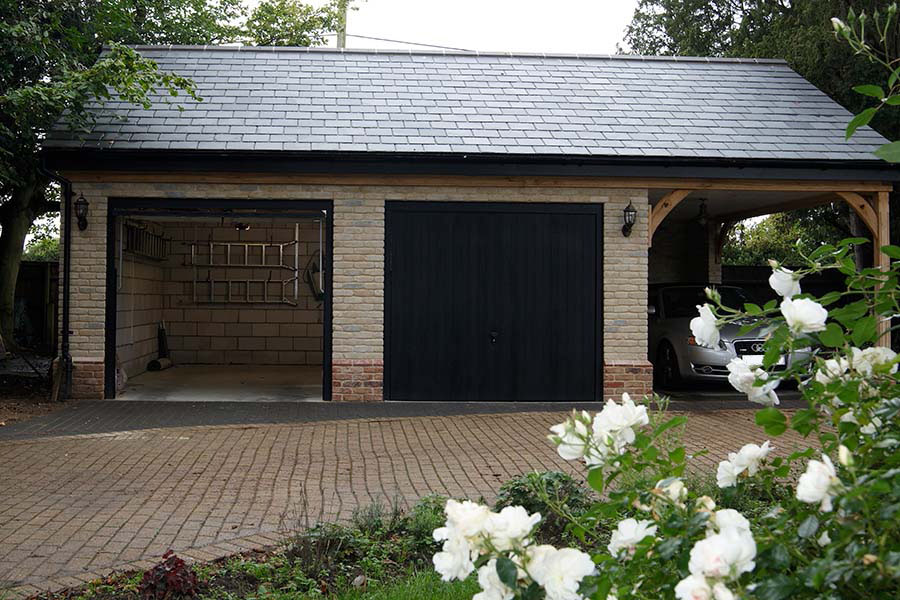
{"left": 385, "top": 202, "right": 602, "bottom": 401}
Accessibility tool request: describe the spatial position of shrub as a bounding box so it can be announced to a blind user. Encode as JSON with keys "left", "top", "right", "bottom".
{"left": 138, "top": 550, "right": 199, "bottom": 600}
{"left": 494, "top": 471, "right": 591, "bottom": 543}
{"left": 430, "top": 237, "right": 900, "bottom": 600}
{"left": 350, "top": 497, "right": 406, "bottom": 538}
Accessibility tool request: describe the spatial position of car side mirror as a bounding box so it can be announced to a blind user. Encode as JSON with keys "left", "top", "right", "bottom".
{"left": 648, "top": 305, "right": 657, "bottom": 316}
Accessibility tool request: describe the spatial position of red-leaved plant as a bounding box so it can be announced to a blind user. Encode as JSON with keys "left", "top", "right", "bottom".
{"left": 138, "top": 550, "right": 199, "bottom": 599}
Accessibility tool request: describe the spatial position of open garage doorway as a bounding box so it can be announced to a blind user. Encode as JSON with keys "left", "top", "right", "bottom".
{"left": 104, "top": 199, "right": 332, "bottom": 401}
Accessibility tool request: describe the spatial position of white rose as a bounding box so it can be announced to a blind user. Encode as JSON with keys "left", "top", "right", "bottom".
{"left": 746, "top": 378, "right": 780, "bottom": 406}
{"left": 688, "top": 527, "right": 756, "bottom": 579}
{"left": 592, "top": 393, "right": 649, "bottom": 455}
{"left": 815, "top": 357, "right": 849, "bottom": 385}
{"left": 433, "top": 533, "right": 475, "bottom": 581}
{"left": 690, "top": 304, "right": 720, "bottom": 348}
{"left": 528, "top": 546, "right": 596, "bottom": 600}
{"left": 731, "top": 441, "right": 772, "bottom": 476}
{"left": 712, "top": 582, "right": 736, "bottom": 600}
{"left": 656, "top": 478, "right": 688, "bottom": 506}
{"left": 727, "top": 359, "right": 779, "bottom": 405}
{"left": 444, "top": 499, "right": 491, "bottom": 539}
{"left": 768, "top": 267, "right": 801, "bottom": 298}
{"left": 696, "top": 496, "right": 717, "bottom": 513}
{"left": 851, "top": 346, "right": 898, "bottom": 376}
{"left": 607, "top": 518, "right": 657, "bottom": 557}
{"left": 796, "top": 454, "right": 840, "bottom": 512}
{"left": 861, "top": 416, "right": 882, "bottom": 435}
{"left": 675, "top": 574, "right": 712, "bottom": 600}
{"left": 483, "top": 506, "right": 541, "bottom": 551}
{"left": 473, "top": 559, "right": 515, "bottom": 600}
{"left": 716, "top": 459, "right": 739, "bottom": 488}
{"left": 549, "top": 412, "right": 592, "bottom": 461}
{"left": 711, "top": 509, "right": 751, "bottom": 535}
{"left": 780, "top": 298, "right": 828, "bottom": 333}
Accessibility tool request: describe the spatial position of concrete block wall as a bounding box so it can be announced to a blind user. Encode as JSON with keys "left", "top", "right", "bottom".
{"left": 63, "top": 178, "right": 653, "bottom": 400}
{"left": 160, "top": 220, "right": 324, "bottom": 366}
{"left": 115, "top": 246, "right": 165, "bottom": 378}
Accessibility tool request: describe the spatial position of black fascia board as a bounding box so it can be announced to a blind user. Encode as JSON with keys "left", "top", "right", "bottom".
{"left": 43, "top": 148, "right": 900, "bottom": 182}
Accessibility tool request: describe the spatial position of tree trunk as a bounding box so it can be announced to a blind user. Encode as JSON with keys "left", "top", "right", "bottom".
{"left": 0, "top": 181, "right": 42, "bottom": 352}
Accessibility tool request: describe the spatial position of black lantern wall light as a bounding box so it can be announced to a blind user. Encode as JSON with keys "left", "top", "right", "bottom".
{"left": 622, "top": 201, "right": 637, "bottom": 237}
{"left": 74, "top": 194, "right": 89, "bottom": 231}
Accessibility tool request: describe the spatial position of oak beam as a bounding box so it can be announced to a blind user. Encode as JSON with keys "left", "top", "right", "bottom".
{"left": 713, "top": 193, "right": 843, "bottom": 223}
{"left": 648, "top": 190, "right": 692, "bottom": 246}
{"left": 875, "top": 191, "right": 891, "bottom": 347}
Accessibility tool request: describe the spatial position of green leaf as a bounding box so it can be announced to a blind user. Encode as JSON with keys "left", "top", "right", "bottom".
{"left": 754, "top": 574, "right": 796, "bottom": 600}
{"left": 495, "top": 557, "right": 518, "bottom": 589}
{"left": 882, "top": 244, "right": 900, "bottom": 259}
{"left": 767, "top": 544, "right": 792, "bottom": 570}
{"left": 642, "top": 446, "right": 659, "bottom": 461}
{"left": 851, "top": 315, "right": 876, "bottom": 346}
{"left": 885, "top": 95, "right": 900, "bottom": 106}
{"left": 846, "top": 107, "right": 877, "bottom": 139}
{"left": 744, "top": 302, "right": 762, "bottom": 316}
{"left": 790, "top": 409, "right": 818, "bottom": 436}
{"left": 818, "top": 322, "right": 845, "bottom": 348}
{"left": 874, "top": 140, "right": 900, "bottom": 162}
{"left": 587, "top": 468, "right": 604, "bottom": 493}
{"left": 829, "top": 299, "right": 868, "bottom": 327}
{"left": 669, "top": 447, "right": 686, "bottom": 464}
{"left": 853, "top": 84, "right": 884, "bottom": 98}
{"left": 756, "top": 407, "right": 787, "bottom": 436}
{"left": 653, "top": 415, "right": 687, "bottom": 438}
{"left": 798, "top": 515, "right": 819, "bottom": 538}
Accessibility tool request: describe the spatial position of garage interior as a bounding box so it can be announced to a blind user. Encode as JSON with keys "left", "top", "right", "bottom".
{"left": 110, "top": 208, "right": 328, "bottom": 402}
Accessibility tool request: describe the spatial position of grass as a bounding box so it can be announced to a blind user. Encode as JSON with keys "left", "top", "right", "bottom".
{"left": 335, "top": 572, "right": 479, "bottom": 600}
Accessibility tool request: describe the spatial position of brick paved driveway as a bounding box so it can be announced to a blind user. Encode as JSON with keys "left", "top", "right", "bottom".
{"left": 0, "top": 407, "right": 809, "bottom": 598}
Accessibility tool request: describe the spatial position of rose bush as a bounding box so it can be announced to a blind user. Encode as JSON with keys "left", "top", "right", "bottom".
{"left": 434, "top": 237, "right": 900, "bottom": 599}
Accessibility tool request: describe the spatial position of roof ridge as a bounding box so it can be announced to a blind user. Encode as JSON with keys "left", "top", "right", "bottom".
{"left": 121, "top": 44, "right": 788, "bottom": 65}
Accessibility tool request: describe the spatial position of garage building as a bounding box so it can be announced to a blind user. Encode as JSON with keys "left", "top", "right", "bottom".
{"left": 43, "top": 47, "right": 897, "bottom": 402}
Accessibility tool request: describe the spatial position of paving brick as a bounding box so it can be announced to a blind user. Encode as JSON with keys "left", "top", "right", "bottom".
{"left": 0, "top": 406, "right": 805, "bottom": 597}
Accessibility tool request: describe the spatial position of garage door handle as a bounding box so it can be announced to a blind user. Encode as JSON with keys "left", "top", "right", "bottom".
{"left": 490, "top": 331, "right": 499, "bottom": 344}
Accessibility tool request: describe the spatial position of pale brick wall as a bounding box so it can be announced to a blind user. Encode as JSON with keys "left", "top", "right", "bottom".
{"left": 63, "top": 179, "right": 652, "bottom": 400}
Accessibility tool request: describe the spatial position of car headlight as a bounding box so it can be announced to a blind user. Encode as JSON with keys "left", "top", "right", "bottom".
{"left": 686, "top": 337, "right": 727, "bottom": 350}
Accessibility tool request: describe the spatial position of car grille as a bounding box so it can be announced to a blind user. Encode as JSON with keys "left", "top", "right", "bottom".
{"left": 734, "top": 340, "right": 766, "bottom": 355}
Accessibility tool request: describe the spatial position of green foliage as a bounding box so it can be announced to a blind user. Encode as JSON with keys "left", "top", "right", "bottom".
{"left": 22, "top": 236, "right": 59, "bottom": 261}
{"left": 723, "top": 207, "right": 851, "bottom": 266}
{"left": 246, "top": 0, "right": 339, "bottom": 47}
{"left": 833, "top": 3, "right": 900, "bottom": 161}
{"left": 494, "top": 471, "right": 591, "bottom": 543}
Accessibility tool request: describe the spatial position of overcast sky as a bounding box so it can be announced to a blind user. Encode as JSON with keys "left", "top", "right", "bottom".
{"left": 308, "top": 0, "right": 639, "bottom": 54}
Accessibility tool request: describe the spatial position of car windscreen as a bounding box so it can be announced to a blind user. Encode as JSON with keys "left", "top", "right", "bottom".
{"left": 660, "top": 287, "right": 752, "bottom": 319}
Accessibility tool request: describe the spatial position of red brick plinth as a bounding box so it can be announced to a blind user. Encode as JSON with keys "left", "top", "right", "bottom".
{"left": 332, "top": 359, "right": 383, "bottom": 402}
{"left": 72, "top": 360, "right": 105, "bottom": 399}
{"left": 603, "top": 361, "right": 654, "bottom": 400}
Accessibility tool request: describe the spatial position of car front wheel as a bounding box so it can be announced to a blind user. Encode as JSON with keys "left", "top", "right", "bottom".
{"left": 655, "top": 341, "right": 682, "bottom": 390}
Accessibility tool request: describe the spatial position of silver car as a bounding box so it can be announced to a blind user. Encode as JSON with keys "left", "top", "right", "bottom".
{"left": 648, "top": 284, "right": 800, "bottom": 388}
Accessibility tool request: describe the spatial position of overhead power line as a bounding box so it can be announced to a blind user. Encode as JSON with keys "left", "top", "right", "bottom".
{"left": 323, "top": 32, "right": 473, "bottom": 52}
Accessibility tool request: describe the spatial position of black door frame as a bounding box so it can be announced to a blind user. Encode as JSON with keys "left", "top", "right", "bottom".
{"left": 105, "top": 197, "right": 334, "bottom": 400}
{"left": 384, "top": 201, "right": 604, "bottom": 401}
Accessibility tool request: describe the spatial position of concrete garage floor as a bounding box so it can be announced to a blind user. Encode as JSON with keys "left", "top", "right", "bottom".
{"left": 118, "top": 365, "right": 323, "bottom": 402}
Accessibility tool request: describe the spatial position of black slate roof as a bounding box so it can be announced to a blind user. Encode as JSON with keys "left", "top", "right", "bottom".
{"left": 43, "top": 46, "right": 889, "bottom": 162}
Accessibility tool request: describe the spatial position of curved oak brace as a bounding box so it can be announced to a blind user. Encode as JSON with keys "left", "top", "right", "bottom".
{"left": 648, "top": 189, "right": 692, "bottom": 247}
{"left": 836, "top": 191, "right": 878, "bottom": 236}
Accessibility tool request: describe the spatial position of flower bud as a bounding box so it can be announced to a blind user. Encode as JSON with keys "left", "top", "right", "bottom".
{"left": 838, "top": 445, "right": 853, "bottom": 467}
{"left": 695, "top": 495, "right": 716, "bottom": 513}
